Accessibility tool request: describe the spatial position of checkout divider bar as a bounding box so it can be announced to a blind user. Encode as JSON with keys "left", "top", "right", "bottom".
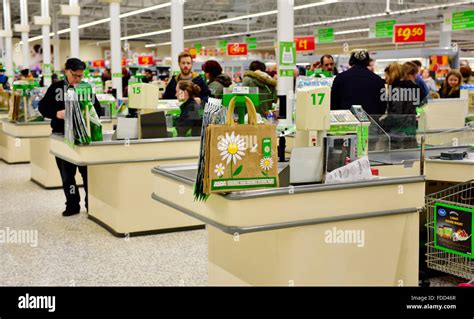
{"left": 151, "top": 192, "right": 420, "bottom": 235}
{"left": 50, "top": 151, "right": 199, "bottom": 166}
{"left": 152, "top": 166, "right": 426, "bottom": 200}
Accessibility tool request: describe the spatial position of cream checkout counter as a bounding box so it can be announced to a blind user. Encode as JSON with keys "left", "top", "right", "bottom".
{"left": 0, "top": 95, "right": 120, "bottom": 188}
{"left": 151, "top": 86, "right": 425, "bottom": 286}
{"left": 50, "top": 83, "right": 203, "bottom": 236}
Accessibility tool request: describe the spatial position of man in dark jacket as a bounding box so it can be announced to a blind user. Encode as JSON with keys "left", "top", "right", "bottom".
{"left": 39, "top": 58, "right": 102, "bottom": 217}
{"left": 331, "top": 49, "right": 387, "bottom": 116}
{"left": 162, "top": 52, "right": 210, "bottom": 104}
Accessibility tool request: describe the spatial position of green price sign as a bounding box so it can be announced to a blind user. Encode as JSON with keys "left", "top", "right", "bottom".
{"left": 375, "top": 20, "right": 396, "bottom": 38}
{"left": 132, "top": 87, "right": 141, "bottom": 95}
{"left": 112, "top": 73, "right": 122, "bottom": 78}
{"left": 317, "top": 28, "right": 334, "bottom": 43}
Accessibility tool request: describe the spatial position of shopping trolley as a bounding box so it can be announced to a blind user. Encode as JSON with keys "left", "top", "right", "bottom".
{"left": 425, "top": 181, "right": 474, "bottom": 281}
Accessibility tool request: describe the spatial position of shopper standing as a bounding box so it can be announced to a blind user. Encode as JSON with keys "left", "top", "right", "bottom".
{"left": 201, "top": 60, "right": 232, "bottom": 99}
{"left": 439, "top": 70, "right": 462, "bottom": 98}
{"left": 383, "top": 62, "right": 420, "bottom": 149}
{"left": 38, "top": 58, "right": 103, "bottom": 216}
{"left": 331, "top": 49, "right": 386, "bottom": 116}
{"left": 175, "top": 80, "right": 203, "bottom": 137}
{"left": 0, "top": 68, "right": 9, "bottom": 89}
{"left": 411, "top": 60, "right": 429, "bottom": 101}
{"left": 242, "top": 60, "right": 277, "bottom": 115}
{"left": 162, "top": 52, "right": 210, "bottom": 104}
{"left": 421, "top": 68, "right": 437, "bottom": 92}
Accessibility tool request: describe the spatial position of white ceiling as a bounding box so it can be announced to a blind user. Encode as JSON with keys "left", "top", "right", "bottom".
{"left": 3, "top": 0, "right": 474, "bottom": 51}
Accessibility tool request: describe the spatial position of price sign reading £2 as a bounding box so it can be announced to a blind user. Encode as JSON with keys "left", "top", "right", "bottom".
{"left": 393, "top": 23, "right": 426, "bottom": 43}
{"left": 138, "top": 56, "right": 154, "bottom": 65}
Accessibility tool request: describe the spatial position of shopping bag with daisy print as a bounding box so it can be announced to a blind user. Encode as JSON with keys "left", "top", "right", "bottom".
{"left": 203, "top": 96, "right": 279, "bottom": 194}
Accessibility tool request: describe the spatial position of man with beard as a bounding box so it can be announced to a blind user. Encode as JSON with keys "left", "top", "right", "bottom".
{"left": 162, "top": 52, "right": 210, "bottom": 104}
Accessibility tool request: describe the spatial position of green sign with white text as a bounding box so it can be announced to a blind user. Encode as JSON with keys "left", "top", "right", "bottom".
{"left": 452, "top": 10, "right": 474, "bottom": 31}
{"left": 375, "top": 20, "right": 396, "bottom": 38}
{"left": 246, "top": 37, "right": 257, "bottom": 50}
{"left": 317, "top": 28, "right": 334, "bottom": 43}
{"left": 217, "top": 40, "right": 228, "bottom": 49}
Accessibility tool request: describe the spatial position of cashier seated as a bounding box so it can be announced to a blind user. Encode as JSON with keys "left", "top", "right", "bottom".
{"left": 175, "top": 80, "right": 203, "bottom": 137}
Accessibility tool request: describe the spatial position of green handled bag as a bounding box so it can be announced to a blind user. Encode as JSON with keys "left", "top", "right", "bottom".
{"left": 203, "top": 96, "right": 279, "bottom": 194}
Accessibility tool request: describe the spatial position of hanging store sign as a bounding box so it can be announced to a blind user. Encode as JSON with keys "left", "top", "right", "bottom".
{"left": 372, "top": 20, "right": 396, "bottom": 38}
{"left": 42, "top": 64, "right": 52, "bottom": 77}
{"left": 92, "top": 60, "right": 105, "bottom": 68}
{"left": 434, "top": 202, "right": 473, "bottom": 259}
{"left": 137, "top": 56, "right": 154, "bottom": 66}
{"left": 194, "top": 43, "right": 203, "bottom": 53}
{"left": 246, "top": 37, "right": 258, "bottom": 50}
{"left": 452, "top": 9, "right": 474, "bottom": 31}
{"left": 316, "top": 28, "right": 334, "bottom": 44}
{"left": 279, "top": 41, "right": 296, "bottom": 78}
{"left": 294, "top": 36, "right": 315, "bottom": 51}
{"left": 393, "top": 23, "right": 426, "bottom": 43}
{"left": 227, "top": 43, "right": 248, "bottom": 56}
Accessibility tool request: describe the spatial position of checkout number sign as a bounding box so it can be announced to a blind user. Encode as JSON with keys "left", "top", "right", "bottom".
{"left": 132, "top": 87, "right": 141, "bottom": 95}
{"left": 311, "top": 93, "right": 326, "bottom": 106}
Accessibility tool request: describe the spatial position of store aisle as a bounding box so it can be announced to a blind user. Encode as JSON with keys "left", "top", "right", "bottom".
{"left": 0, "top": 161, "right": 207, "bottom": 286}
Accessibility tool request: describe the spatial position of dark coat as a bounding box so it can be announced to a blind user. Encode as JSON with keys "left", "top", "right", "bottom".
{"left": 438, "top": 83, "right": 461, "bottom": 99}
{"left": 162, "top": 72, "right": 211, "bottom": 104}
{"left": 176, "top": 98, "right": 202, "bottom": 137}
{"left": 331, "top": 65, "right": 387, "bottom": 116}
{"left": 208, "top": 73, "right": 232, "bottom": 99}
{"left": 38, "top": 80, "right": 103, "bottom": 134}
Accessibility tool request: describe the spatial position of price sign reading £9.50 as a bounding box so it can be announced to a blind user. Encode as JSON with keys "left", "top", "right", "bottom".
{"left": 393, "top": 23, "right": 426, "bottom": 43}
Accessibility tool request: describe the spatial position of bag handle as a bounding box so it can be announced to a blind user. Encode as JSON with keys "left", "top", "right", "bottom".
{"left": 225, "top": 96, "right": 258, "bottom": 125}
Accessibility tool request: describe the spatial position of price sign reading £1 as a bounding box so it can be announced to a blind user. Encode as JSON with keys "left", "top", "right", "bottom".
{"left": 227, "top": 43, "right": 248, "bottom": 56}
{"left": 294, "top": 36, "right": 315, "bottom": 52}
{"left": 393, "top": 23, "right": 426, "bottom": 43}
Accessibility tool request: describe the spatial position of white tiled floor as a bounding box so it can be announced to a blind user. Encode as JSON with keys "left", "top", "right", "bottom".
{"left": 1, "top": 160, "right": 468, "bottom": 287}
{"left": 0, "top": 161, "right": 208, "bottom": 286}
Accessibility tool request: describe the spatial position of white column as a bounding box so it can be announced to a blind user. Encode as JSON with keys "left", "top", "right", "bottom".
{"left": 110, "top": 1, "right": 122, "bottom": 99}
{"left": 69, "top": 0, "right": 80, "bottom": 58}
{"left": 277, "top": 0, "right": 294, "bottom": 123}
{"left": 41, "top": 0, "right": 52, "bottom": 86}
{"left": 52, "top": 9, "right": 60, "bottom": 73}
{"left": 439, "top": 27, "right": 452, "bottom": 48}
{"left": 2, "top": 0, "right": 14, "bottom": 81}
{"left": 19, "top": 0, "right": 29, "bottom": 69}
{"left": 171, "top": 0, "right": 184, "bottom": 73}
